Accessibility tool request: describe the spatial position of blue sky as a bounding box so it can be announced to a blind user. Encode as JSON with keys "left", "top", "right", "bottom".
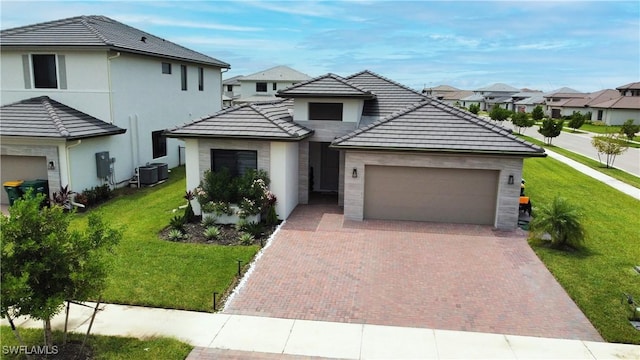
{"left": 2, "top": 1, "right": 638, "bottom": 92}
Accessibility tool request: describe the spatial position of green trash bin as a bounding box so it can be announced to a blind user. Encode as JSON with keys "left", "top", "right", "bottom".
{"left": 19, "top": 179, "right": 50, "bottom": 205}
{"left": 3, "top": 180, "right": 24, "bottom": 206}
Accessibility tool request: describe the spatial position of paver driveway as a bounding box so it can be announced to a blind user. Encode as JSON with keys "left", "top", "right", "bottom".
{"left": 224, "top": 204, "right": 602, "bottom": 341}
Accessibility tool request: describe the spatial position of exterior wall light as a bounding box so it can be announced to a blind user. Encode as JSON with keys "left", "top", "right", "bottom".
{"left": 508, "top": 175, "right": 514, "bottom": 185}
{"left": 352, "top": 168, "right": 358, "bottom": 178}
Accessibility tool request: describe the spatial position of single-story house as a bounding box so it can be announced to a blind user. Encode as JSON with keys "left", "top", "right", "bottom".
{"left": 166, "top": 70, "right": 545, "bottom": 230}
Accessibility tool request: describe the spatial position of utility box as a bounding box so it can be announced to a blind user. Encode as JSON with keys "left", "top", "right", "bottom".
{"left": 96, "top": 152, "right": 111, "bottom": 178}
{"left": 138, "top": 165, "right": 158, "bottom": 185}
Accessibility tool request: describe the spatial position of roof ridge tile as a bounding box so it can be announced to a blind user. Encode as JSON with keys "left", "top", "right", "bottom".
{"left": 41, "top": 96, "right": 70, "bottom": 137}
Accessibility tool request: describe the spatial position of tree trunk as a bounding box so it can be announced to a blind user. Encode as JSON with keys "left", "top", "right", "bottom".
{"left": 44, "top": 318, "right": 53, "bottom": 347}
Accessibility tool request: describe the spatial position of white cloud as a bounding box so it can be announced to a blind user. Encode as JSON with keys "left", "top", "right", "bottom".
{"left": 115, "top": 14, "right": 262, "bottom": 32}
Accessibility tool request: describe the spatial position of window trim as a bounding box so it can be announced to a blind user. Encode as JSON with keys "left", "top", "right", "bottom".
{"left": 256, "top": 82, "right": 267, "bottom": 92}
{"left": 272, "top": 82, "right": 277, "bottom": 91}
{"left": 152, "top": 130, "right": 167, "bottom": 159}
{"left": 180, "top": 65, "right": 187, "bottom": 91}
{"left": 210, "top": 149, "right": 258, "bottom": 177}
{"left": 198, "top": 67, "right": 204, "bottom": 91}
{"left": 31, "top": 54, "right": 58, "bottom": 89}
{"left": 308, "top": 102, "right": 344, "bottom": 121}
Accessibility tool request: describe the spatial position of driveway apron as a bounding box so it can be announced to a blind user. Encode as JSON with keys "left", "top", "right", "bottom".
{"left": 224, "top": 204, "right": 602, "bottom": 341}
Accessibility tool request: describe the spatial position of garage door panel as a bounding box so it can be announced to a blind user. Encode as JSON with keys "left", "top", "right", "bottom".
{"left": 364, "top": 166, "right": 498, "bottom": 225}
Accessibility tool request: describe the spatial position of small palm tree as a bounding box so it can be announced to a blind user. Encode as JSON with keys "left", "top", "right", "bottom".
{"left": 529, "top": 196, "right": 586, "bottom": 250}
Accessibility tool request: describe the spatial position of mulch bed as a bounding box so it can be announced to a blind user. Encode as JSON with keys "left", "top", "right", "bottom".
{"left": 159, "top": 219, "right": 279, "bottom": 246}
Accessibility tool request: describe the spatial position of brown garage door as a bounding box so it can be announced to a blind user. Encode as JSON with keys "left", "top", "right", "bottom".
{"left": 1, "top": 155, "right": 48, "bottom": 205}
{"left": 364, "top": 166, "right": 498, "bottom": 225}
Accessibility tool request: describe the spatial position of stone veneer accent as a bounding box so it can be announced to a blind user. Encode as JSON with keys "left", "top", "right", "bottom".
{"left": 297, "top": 139, "right": 309, "bottom": 204}
{"left": 344, "top": 151, "right": 523, "bottom": 230}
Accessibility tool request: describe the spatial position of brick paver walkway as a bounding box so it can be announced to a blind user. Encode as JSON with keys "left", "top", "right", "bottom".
{"left": 224, "top": 204, "right": 602, "bottom": 341}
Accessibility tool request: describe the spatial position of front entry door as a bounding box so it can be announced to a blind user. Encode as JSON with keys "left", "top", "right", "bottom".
{"left": 320, "top": 143, "right": 339, "bottom": 192}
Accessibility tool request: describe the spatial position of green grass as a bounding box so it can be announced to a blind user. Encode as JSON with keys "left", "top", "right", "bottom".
{"left": 73, "top": 166, "right": 260, "bottom": 312}
{"left": 0, "top": 326, "right": 192, "bottom": 359}
{"left": 579, "top": 123, "right": 640, "bottom": 142}
{"left": 519, "top": 135, "right": 640, "bottom": 189}
{"left": 523, "top": 156, "right": 640, "bottom": 344}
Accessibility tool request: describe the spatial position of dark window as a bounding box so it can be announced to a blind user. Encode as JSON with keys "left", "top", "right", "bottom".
{"left": 152, "top": 130, "right": 167, "bottom": 159}
{"left": 32, "top": 54, "right": 57, "bottom": 88}
{"left": 162, "top": 62, "right": 172, "bottom": 74}
{"left": 309, "top": 102, "right": 343, "bottom": 121}
{"left": 597, "top": 110, "right": 603, "bottom": 121}
{"left": 198, "top": 67, "right": 204, "bottom": 91}
{"left": 256, "top": 82, "right": 267, "bottom": 92}
{"left": 181, "top": 65, "right": 187, "bottom": 90}
{"left": 211, "top": 150, "right": 257, "bottom": 177}
{"left": 226, "top": 85, "right": 233, "bottom": 92}
{"left": 272, "top": 82, "right": 277, "bottom": 90}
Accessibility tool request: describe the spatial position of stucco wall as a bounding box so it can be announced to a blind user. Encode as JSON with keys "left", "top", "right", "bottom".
{"left": 343, "top": 151, "right": 524, "bottom": 230}
{"left": 270, "top": 142, "right": 299, "bottom": 219}
{"left": 601, "top": 108, "right": 640, "bottom": 125}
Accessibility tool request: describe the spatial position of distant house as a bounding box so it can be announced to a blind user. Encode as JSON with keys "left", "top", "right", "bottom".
{"left": 0, "top": 15, "right": 229, "bottom": 205}
{"left": 589, "top": 82, "right": 640, "bottom": 125}
{"left": 461, "top": 83, "right": 519, "bottom": 111}
{"left": 557, "top": 89, "right": 619, "bottom": 118}
{"left": 222, "top": 75, "right": 243, "bottom": 107}
{"left": 228, "top": 65, "right": 311, "bottom": 105}
{"left": 166, "top": 71, "right": 544, "bottom": 230}
{"left": 512, "top": 91, "right": 544, "bottom": 113}
{"left": 422, "top": 85, "right": 472, "bottom": 106}
{"left": 543, "top": 87, "right": 584, "bottom": 118}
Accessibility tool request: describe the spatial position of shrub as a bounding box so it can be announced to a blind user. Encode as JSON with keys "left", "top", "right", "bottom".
{"left": 489, "top": 105, "right": 512, "bottom": 121}
{"left": 169, "top": 215, "right": 185, "bottom": 232}
{"left": 468, "top": 103, "right": 480, "bottom": 115}
{"left": 239, "top": 221, "right": 264, "bottom": 238}
{"left": 620, "top": 119, "right": 639, "bottom": 141}
{"left": 238, "top": 233, "right": 254, "bottom": 245}
{"left": 167, "top": 229, "right": 185, "bottom": 242}
{"left": 201, "top": 215, "right": 217, "bottom": 228}
{"left": 183, "top": 191, "right": 196, "bottom": 223}
{"left": 204, "top": 226, "right": 221, "bottom": 240}
{"left": 531, "top": 105, "right": 544, "bottom": 121}
{"left": 567, "top": 112, "right": 586, "bottom": 131}
{"left": 529, "top": 196, "right": 585, "bottom": 250}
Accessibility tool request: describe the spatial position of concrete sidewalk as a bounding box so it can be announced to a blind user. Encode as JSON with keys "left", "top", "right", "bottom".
{"left": 542, "top": 147, "right": 640, "bottom": 200}
{"left": 3, "top": 302, "right": 639, "bottom": 359}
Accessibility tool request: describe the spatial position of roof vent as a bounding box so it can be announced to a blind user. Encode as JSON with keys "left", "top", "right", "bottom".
{"left": 140, "top": 36, "right": 147, "bottom": 43}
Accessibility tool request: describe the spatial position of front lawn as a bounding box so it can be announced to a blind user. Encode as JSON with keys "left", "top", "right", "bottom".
{"left": 519, "top": 135, "right": 640, "bottom": 189}
{"left": 524, "top": 156, "right": 640, "bottom": 344}
{"left": 0, "top": 326, "right": 192, "bottom": 360}
{"left": 73, "top": 166, "right": 260, "bottom": 312}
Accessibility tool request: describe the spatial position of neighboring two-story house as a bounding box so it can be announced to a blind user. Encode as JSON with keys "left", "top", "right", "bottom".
{"left": 167, "top": 71, "right": 545, "bottom": 230}
{"left": 0, "top": 15, "right": 229, "bottom": 204}
{"left": 229, "top": 65, "right": 311, "bottom": 104}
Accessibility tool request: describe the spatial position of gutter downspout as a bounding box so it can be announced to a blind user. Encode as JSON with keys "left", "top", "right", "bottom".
{"left": 65, "top": 139, "right": 82, "bottom": 190}
{"left": 106, "top": 51, "right": 121, "bottom": 124}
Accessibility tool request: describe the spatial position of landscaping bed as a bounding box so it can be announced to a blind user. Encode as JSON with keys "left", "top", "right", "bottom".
{"left": 159, "top": 219, "right": 280, "bottom": 246}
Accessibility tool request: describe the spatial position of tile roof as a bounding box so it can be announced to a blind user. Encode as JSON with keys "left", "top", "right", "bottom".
{"left": 616, "top": 82, "right": 640, "bottom": 90}
{"left": 165, "top": 99, "right": 313, "bottom": 140}
{"left": 0, "top": 15, "right": 229, "bottom": 68}
{"left": 223, "top": 75, "right": 244, "bottom": 85}
{"left": 277, "top": 73, "right": 376, "bottom": 99}
{"left": 590, "top": 96, "right": 640, "bottom": 110}
{"left": 423, "top": 84, "right": 460, "bottom": 92}
{"left": 560, "top": 89, "right": 619, "bottom": 108}
{"left": 476, "top": 83, "right": 519, "bottom": 92}
{"left": 332, "top": 98, "right": 545, "bottom": 157}
{"left": 240, "top": 65, "right": 311, "bottom": 82}
{"left": 0, "top": 96, "right": 126, "bottom": 139}
{"left": 514, "top": 95, "right": 545, "bottom": 105}
{"left": 346, "top": 70, "right": 428, "bottom": 119}
{"left": 543, "top": 87, "right": 581, "bottom": 96}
